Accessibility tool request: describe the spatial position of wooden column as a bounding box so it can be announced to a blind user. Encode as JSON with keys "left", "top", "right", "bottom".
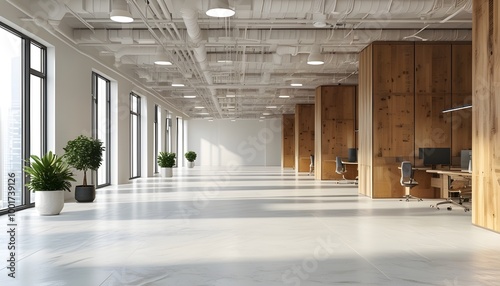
{"left": 358, "top": 45, "right": 373, "bottom": 197}
{"left": 314, "top": 85, "right": 357, "bottom": 180}
{"left": 472, "top": 0, "right": 500, "bottom": 232}
{"left": 282, "top": 114, "right": 295, "bottom": 169}
{"left": 295, "top": 104, "right": 315, "bottom": 173}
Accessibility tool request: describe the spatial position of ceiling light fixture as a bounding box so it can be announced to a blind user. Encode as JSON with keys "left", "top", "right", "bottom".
{"left": 206, "top": 0, "right": 235, "bottom": 18}
{"left": 154, "top": 48, "right": 172, "bottom": 66}
{"left": 183, "top": 95, "right": 196, "bottom": 98}
{"left": 307, "top": 44, "right": 324, "bottom": 65}
{"left": 194, "top": 106, "right": 205, "bottom": 109}
{"left": 312, "top": 13, "right": 327, "bottom": 28}
{"left": 290, "top": 80, "right": 302, "bottom": 87}
{"left": 266, "top": 106, "right": 277, "bottom": 109}
{"left": 171, "top": 79, "right": 185, "bottom": 87}
{"left": 226, "top": 94, "right": 236, "bottom": 98}
{"left": 279, "top": 95, "right": 290, "bottom": 98}
{"left": 110, "top": 0, "right": 134, "bottom": 23}
{"left": 263, "top": 112, "right": 271, "bottom": 116}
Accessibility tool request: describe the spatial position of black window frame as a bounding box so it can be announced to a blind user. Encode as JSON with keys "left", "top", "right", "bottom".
{"left": 91, "top": 72, "right": 111, "bottom": 188}
{"left": 0, "top": 23, "right": 47, "bottom": 214}
{"left": 130, "top": 92, "right": 141, "bottom": 179}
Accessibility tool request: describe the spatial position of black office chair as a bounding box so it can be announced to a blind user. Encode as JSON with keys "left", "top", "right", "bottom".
{"left": 431, "top": 178, "right": 470, "bottom": 212}
{"left": 336, "top": 156, "right": 346, "bottom": 179}
{"left": 400, "top": 161, "right": 422, "bottom": 201}
{"left": 309, "top": 155, "right": 314, "bottom": 175}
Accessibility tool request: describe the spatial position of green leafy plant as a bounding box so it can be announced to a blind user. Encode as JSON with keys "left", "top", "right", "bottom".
{"left": 158, "top": 152, "right": 176, "bottom": 168}
{"left": 185, "top": 151, "right": 197, "bottom": 162}
{"left": 24, "top": 151, "right": 76, "bottom": 192}
{"left": 63, "top": 135, "right": 105, "bottom": 186}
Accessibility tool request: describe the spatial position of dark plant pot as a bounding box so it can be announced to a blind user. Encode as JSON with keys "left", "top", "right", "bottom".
{"left": 75, "top": 185, "right": 96, "bottom": 202}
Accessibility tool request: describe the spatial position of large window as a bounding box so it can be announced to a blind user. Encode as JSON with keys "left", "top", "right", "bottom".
{"left": 165, "top": 112, "right": 172, "bottom": 153}
{"left": 176, "top": 117, "right": 183, "bottom": 167}
{"left": 0, "top": 23, "right": 46, "bottom": 213}
{"left": 130, "top": 93, "right": 141, "bottom": 179}
{"left": 154, "top": 105, "right": 161, "bottom": 173}
{"left": 92, "top": 72, "right": 111, "bottom": 187}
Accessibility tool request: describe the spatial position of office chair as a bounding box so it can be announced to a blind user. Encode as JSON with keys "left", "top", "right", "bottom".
{"left": 309, "top": 155, "right": 314, "bottom": 175}
{"left": 400, "top": 161, "right": 422, "bottom": 202}
{"left": 335, "top": 156, "right": 346, "bottom": 179}
{"left": 431, "top": 178, "right": 470, "bottom": 212}
{"left": 335, "top": 156, "right": 358, "bottom": 184}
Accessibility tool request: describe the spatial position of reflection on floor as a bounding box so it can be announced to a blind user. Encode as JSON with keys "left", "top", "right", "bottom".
{"left": 1, "top": 166, "right": 499, "bottom": 286}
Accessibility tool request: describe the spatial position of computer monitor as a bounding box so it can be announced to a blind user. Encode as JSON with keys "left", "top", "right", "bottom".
{"left": 347, "top": 148, "right": 357, "bottom": 162}
{"left": 419, "top": 148, "right": 451, "bottom": 167}
{"left": 461, "top": 150, "right": 472, "bottom": 171}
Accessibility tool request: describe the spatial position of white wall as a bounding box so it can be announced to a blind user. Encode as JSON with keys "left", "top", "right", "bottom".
{"left": 1, "top": 1, "right": 186, "bottom": 197}
{"left": 187, "top": 118, "right": 282, "bottom": 167}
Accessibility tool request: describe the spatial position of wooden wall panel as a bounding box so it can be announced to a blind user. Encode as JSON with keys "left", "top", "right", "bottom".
{"left": 414, "top": 43, "right": 452, "bottom": 169}
{"left": 360, "top": 41, "right": 471, "bottom": 199}
{"left": 415, "top": 44, "right": 452, "bottom": 94}
{"left": 295, "top": 104, "right": 315, "bottom": 173}
{"left": 314, "top": 85, "right": 356, "bottom": 180}
{"left": 373, "top": 43, "right": 414, "bottom": 94}
{"left": 282, "top": 114, "right": 295, "bottom": 168}
{"left": 358, "top": 45, "right": 373, "bottom": 197}
{"left": 452, "top": 44, "right": 473, "bottom": 94}
{"left": 472, "top": 0, "right": 500, "bottom": 232}
{"left": 451, "top": 44, "right": 473, "bottom": 160}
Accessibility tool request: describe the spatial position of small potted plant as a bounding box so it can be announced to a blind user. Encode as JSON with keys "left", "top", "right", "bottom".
{"left": 158, "top": 152, "right": 176, "bottom": 177}
{"left": 185, "top": 151, "right": 197, "bottom": 168}
{"left": 24, "top": 151, "right": 76, "bottom": 215}
{"left": 63, "top": 135, "right": 105, "bottom": 202}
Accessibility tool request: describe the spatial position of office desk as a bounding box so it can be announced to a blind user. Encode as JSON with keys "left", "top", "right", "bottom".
{"left": 323, "top": 159, "right": 358, "bottom": 180}
{"left": 426, "top": 169, "right": 472, "bottom": 198}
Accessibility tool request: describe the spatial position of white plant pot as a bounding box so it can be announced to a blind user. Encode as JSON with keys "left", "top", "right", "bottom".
{"left": 160, "top": 167, "right": 173, "bottom": 177}
{"left": 35, "top": 191, "right": 65, "bottom": 215}
{"left": 187, "top": 161, "right": 195, "bottom": 168}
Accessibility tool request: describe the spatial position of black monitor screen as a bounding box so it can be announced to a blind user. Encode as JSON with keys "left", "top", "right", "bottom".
{"left": 420, "top": 148, "right": 451, "bottom": 166}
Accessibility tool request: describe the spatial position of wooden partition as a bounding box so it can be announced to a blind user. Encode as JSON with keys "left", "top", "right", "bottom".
{"left": 358, "top": 41, "right": 472, "bottom": 198}
{"left": 282, "top": 114, "right": 295, "bottom": 168}
{"left": 295, "top": 104, "right": 315, "bottom": 173}
{"left": 358, "top": 45, "right": 373, "bottom": 197}
{"left": 314, "top": 85, "right": 357, "bottom": 180}
{"left": 472, "top": 0, "right": 500, "bottom": 232}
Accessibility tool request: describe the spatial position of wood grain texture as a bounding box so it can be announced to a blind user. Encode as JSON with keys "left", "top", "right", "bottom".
{"left": 360, "top": 42, "right": 471, "bottom": 198}
{"left": 451, "top": 44, "right": 473, "bottom": 160}
{"left": 472, "top": 0, "right": 500, "bottom": 232}
{"left": 358, "top": 45, "right": 373, "bottom": 197}
{"left": 282, "top": 114, "right": 295, "bottom": 168}
{"left": 295, "top": 104, "right": 315, "bottom": 173}
{"left": 315, "top": 85, "right": 357, "bottom": 180}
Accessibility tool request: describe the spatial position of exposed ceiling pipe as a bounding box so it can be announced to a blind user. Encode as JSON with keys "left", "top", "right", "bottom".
{"left": 181, "top": 7, "right": 223, "bottom": 118}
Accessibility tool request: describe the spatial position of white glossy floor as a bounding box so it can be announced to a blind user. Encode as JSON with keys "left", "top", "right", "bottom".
{"left": 1, "top": 166, "right": 500, "bottom": 286}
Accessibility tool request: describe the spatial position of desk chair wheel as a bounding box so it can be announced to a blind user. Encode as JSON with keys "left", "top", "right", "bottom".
{"left": 447, "top": 206, "right": 452, "bottom": 211}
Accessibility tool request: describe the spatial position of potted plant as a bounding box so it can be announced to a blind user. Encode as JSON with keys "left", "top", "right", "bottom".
{"left": 63, "top": 135, "right": 105, "bottom": 202}
{"left": 24, "top": 151, "right": 76, "bottom": 215}
{"left": 158, "top": 152, "right": 176, "bottom": 177}
{"left": 185, "top": 151, "right": 197, "bottom": 168}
